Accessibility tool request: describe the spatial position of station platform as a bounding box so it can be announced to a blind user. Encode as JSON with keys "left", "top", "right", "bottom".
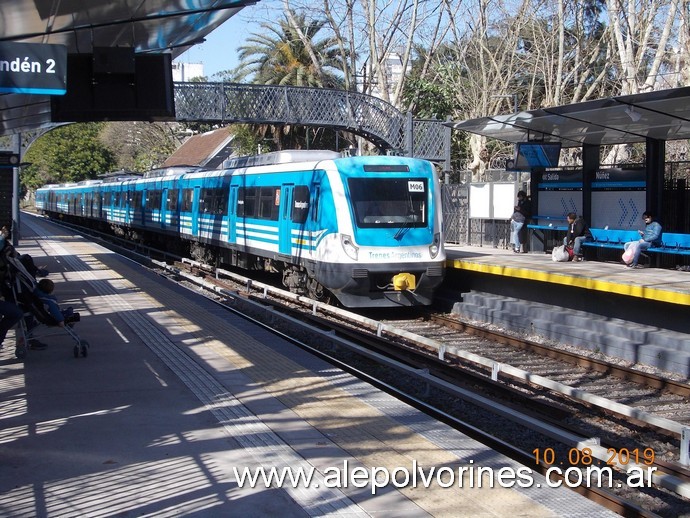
{"left": 445, "top": 245, "right": 690, "bottom": 308}
{"left": 444, "top": 244, "right": 690, "bottom": 377}
{"left": 0, "top": 213, "right": 615, "bottom": 516}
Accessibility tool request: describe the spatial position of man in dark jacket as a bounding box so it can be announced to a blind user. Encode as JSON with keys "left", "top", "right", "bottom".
{"left": 563, "top": 213, "right": 592, "bottom": 261}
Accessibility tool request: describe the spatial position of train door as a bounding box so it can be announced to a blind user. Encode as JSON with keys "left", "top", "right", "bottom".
{"left": 279, "top": 184, "right": 293, "bottom": 255}
{"left": 228, "top": 185, "right": 238, "bottom": 243}
{"left": 161, "top": 188, "right": 168, "bottom": 229}
{"left": 140, "top": 189, "right": 147, "bottom": 226}
{"left": 191, "top": 186, "right": 200, "bottom": 236}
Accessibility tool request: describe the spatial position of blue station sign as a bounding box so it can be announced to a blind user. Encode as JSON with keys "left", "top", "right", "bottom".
{"left": 0, "top": 42, "right": 67, "bottom": 95}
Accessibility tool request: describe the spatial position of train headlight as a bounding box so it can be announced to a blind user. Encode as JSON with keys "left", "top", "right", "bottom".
{"left": 341, "top": 234, "right": 359, "bottom": 261}
{"left": 429, "top": 232, "right": 441, "bottom": 259}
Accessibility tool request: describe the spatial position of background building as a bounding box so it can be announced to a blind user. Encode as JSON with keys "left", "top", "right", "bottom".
{"left": 172, "top": 61, "right": 205, "bottom": 81}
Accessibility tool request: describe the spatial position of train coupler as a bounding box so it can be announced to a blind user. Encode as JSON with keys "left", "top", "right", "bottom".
{"left": 392, "top": 272, "right": 416, "bottom": 291}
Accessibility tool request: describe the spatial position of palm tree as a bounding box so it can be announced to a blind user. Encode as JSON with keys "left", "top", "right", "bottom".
{"left": 231, "top": 11, "right": 345, "bottom": 89}
{"left": 226, "top": 10, "right": 349, "bottom": 150}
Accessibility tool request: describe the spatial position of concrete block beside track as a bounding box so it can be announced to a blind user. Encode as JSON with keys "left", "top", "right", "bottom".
{"left": 453, "top": 291, "right": 690, "bottom": 377}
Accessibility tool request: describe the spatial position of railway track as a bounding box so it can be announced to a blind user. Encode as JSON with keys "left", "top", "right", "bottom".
{"left": 32, "top": 216, "right": 690, "bottom": 516}
{"left": 161, "top": 257, "right": 690, "bottom": 516}
{"left": 390, "top": 314, "right": 690, "bottom": 430}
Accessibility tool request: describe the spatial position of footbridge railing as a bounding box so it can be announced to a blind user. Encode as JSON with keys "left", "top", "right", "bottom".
{"left": 173, "top": 82, "right": 447, "bottom": 162}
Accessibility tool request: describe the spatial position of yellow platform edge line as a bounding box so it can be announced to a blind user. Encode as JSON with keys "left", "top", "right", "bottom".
{"left": 446, "top": 259, "right": 690, "bottom": 306}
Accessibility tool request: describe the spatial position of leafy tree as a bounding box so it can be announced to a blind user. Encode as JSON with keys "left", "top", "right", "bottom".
{"left": 22, "top": 123, "right": 116, "bottom": 192}
{"left": 230, "top": 125, "right": 263, "bottom": 156}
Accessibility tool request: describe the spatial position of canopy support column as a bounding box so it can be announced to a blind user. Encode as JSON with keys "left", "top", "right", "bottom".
{"left": 581, "top": 143, "right": 600, "bottom": 225}
{"left": 646, "top": 138, "right": 665, "bottom": 215}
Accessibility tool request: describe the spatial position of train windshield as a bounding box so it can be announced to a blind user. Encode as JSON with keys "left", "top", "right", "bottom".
{"left": 348, "top": 178, "right": 427, "bottom": 228}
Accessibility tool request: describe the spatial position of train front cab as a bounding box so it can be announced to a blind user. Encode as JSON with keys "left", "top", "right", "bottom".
{"left": 317, "top": 157, "right": 446, "bottom": 307}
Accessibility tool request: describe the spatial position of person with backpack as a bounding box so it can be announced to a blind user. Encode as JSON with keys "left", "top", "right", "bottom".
{"left": 510, "top": 191, "right": 532, "bottom": 253}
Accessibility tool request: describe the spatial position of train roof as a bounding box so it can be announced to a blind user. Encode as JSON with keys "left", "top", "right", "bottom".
{"left": 223, "top": 150, "right": 341, "bottom": 169}
{"left": 143, "top": 165, "right": 204, "bottom": 179}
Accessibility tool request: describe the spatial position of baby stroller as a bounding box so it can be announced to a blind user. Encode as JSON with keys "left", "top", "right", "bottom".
{"left": 4, "top": 253, "right": 89, "bottom": 359}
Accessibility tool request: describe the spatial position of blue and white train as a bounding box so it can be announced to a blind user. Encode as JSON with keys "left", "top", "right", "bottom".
{"left": 36, "top": 150, "right": 445, "bottom": 307}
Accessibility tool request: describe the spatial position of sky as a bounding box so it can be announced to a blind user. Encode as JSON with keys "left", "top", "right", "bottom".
{"left": 176, "top": 1, "right": 282, "bottom": 79}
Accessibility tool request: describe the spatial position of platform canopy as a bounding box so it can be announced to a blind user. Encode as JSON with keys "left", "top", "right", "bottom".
{"left": 0, "top": 0, "right": 257, "bottom": 135}
{"left": 446, "top": 86, "right": 690, "bottom": 148}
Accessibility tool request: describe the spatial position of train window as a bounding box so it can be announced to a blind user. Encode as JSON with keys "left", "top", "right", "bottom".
{"left": 258, "top": 187, "right": 279, "bottom": 220}
{"left": 292, "top": 186, "right": 310, "bottom": 223}
{"left": 200, "top": 188, "right": 229, "bottom": 215}
{"left": 348, "top": 178, "right": 427, "bottom": 229}
{"left": 167, "top": 189, "right": 178, "bottom": 211}
{"left": 181, "top": 189, "right": 194, "bottom": 212}
{"left": 132, "top": 192, "right": 142, "bottom": 210}
{"left": 148, "top": 190, "right": 161, "bottom": 210}
{"left": 217, "top": 190, "right": 229, "bottom": 215}
{"left": 201, "top": 188, "right": 211, "bottom": 213}
{"left": 311, "top": 185, "right": 320, "bottom": 222}
{"left": 237, "top": 187, "right": 256, "bottom": 217}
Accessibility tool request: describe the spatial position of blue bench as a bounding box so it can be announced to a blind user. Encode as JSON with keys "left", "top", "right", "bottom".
{"left": 583, "top": 228, "right": 640, "bottom": 250}
{"left": 582, "top": 229, "right": 690, "bottom": 261}
{"left": 651, "top": 232, "right": 690, "bottom": 256}
{"left": 526, "top": 224, "right": 568, "bottom": 231}
{"left": 527, "top": 223, "right": 568, "bottom": 253}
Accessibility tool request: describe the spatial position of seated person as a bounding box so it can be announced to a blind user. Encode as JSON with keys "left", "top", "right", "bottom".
{"left": 563, "top": 212, "right": 592, "bottom": 261}
{"left": 623, "top": 211, "right": 663, "bottom": 268}
{"left": 34, "top": 279, "right": 79, "bottom": 327}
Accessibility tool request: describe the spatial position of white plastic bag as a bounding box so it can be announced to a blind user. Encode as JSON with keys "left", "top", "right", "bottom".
{"left": 551, "top": 245, "right": 570, "bottom": 262}
{"left": 622, "top": 241, "right": 638, "bottom": 264}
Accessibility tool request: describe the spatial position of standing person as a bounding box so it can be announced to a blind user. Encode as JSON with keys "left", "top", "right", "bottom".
{"left": 0, "top": 226, "right": 23, "bottom": 349}
{"left": 623, "top": 211, "right": 663, "bottom": 269}
{"left": 563, "top": 213, "right": 592, "bottom": 261}
{"left": 510, "top": 190, "right": 532, "bottom": 253}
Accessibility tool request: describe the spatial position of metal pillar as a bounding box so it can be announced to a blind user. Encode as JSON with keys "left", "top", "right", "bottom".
{"left": 581, "top": 143, "right": 600, "bottom": 224}
{"left": 646, "top": 138, "right": 665, "bottom": 215}
{"left": 12, "top": 133, "right": 20, "bottom": 245}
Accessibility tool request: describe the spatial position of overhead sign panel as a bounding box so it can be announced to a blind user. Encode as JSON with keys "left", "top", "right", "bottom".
{"left": 0, "top": 42, "right": 67, "bottom": 95}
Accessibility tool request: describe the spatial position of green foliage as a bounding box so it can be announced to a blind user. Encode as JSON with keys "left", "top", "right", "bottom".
{"left": 402, "top": 76, "right": 455, "bottom": 119}
{"left": 231, "top": 125, "right": 262, "bottom": 156}
{"left": 227, "top": 9, "right": 348, "bottom": 151}
{"left": 232, "top": 11, "right": 345, "bottom": 88}
{"left": 22, "top": 123, "right": 116, "bottom": 191}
